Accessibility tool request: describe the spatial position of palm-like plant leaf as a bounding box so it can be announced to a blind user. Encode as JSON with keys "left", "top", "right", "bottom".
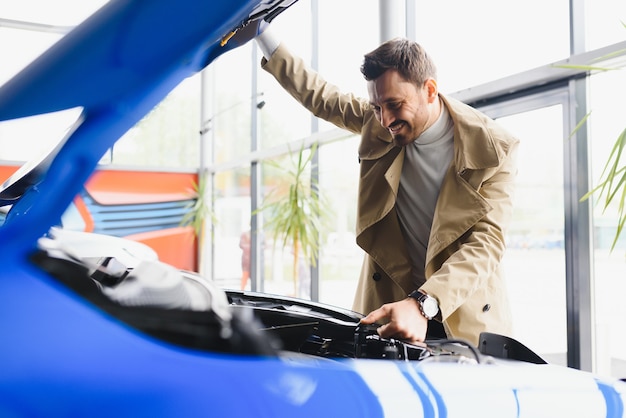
{"left": 180, "top": 173, "right": 217, "bottom": 242}
{"left": 558, "top": 24, "right": 626, "bottom": 251}
{"left": 581, "top": 128, "right": 626, "bottom": 250}
{"left": 256, "top": 143, "right": 332, "bottom": 295}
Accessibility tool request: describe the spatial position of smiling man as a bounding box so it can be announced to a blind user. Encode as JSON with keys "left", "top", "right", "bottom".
{"left": 365, "top": 40, "right": 441, "bottom": 147}
{"left": 256, "top": 29, "right": 519, "bottom": 346}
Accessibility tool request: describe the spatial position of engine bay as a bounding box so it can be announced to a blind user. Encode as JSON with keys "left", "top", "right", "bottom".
{"left": 32, "top": 232, "right": 543, "bottom": 366}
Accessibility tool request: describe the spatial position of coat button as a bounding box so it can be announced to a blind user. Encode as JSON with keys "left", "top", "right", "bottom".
{"left": 372, "top": 272, "right": 381, "bottom": 282}
{"left": 482, "top": 304, "right": 491, "bottom": 312}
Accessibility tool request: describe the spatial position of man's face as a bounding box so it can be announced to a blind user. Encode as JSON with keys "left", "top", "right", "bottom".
{"left": 367, "top": 69, "right": 438, "bottom": 146}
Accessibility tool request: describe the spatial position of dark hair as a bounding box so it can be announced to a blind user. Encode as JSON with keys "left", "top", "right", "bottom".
{"left": 360, "top": 38, "right": 437, "bottom": 85}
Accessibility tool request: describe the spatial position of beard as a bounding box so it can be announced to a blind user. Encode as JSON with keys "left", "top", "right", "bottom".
{"left": 388, "top": 121, "right": 415, "bottom": 146}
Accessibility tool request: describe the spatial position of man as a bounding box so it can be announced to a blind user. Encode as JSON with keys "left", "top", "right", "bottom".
{"left": 252, "top": 26, "right": 518, "bottom": 346}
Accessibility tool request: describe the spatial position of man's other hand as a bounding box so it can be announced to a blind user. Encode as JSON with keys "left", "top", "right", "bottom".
{"left": 360, "top": 298, "right": 428, "bottom": 343}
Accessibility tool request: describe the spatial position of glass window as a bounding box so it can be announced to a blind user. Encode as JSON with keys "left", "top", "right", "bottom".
{"left": 0, "top": 27, "right": 68, "bottom": 164}
{"left": 317, "top": 135, "right": 363, "bottom": 310}
{"left": 258, "top": 155, "right": 307, "bottom": 298}
{"left": 412, "top": 0, "right": 570, "bottom": 93}
{"left": 588, "top": 68, "right": 626, "bottom": 379}
{"left": 111, "top": 75, "right": 201, "bottom": 169}
{"left": 315, "top": 0, "right": 380, "bottom": 133}
{"left": 491, "top": 105, "right": 568, "bottom": 366}
{"left": 584, "top": 0, "right": 626, "bottom": 50}
{"left": 317, "top": 0, "right": 379, "bottom": 96}
{"left": 0, "top": 108, "right": 82, "bottom": 162}
{"left": 258, "top": 82, "right": 308, "bottom": 151}
{"left": 0, "top": 28, "right": 63, "bottom": 86}
{"left": 212, "top": 167, "right": 251, "bottom": 289}
{"left": 257, "top": 0, "right": 312, "bottom": 147}
{"left": 210, "top": 44, "right": 254, "bottom": 162}
{"left": 0, "top": 0, "right": 108, "bottom": 26}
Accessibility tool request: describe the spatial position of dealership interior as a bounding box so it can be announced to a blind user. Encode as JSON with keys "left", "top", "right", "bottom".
{"left": 1, "top": 0, "right": 625, "bottom": 379}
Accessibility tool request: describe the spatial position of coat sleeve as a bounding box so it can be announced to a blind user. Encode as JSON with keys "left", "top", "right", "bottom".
{"left": 261, "top": 43, "right": 374, "bottom": 134}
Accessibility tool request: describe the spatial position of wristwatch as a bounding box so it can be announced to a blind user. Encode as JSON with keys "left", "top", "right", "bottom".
{"left": 408, "top": 290, "right": 439, "bottom": 320}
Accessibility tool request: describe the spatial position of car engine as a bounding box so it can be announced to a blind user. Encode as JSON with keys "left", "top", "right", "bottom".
{"left": 32, "top": 233, "right": 543, "bottom": 366}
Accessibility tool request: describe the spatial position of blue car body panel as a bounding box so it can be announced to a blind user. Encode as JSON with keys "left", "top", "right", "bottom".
{"left": 1, "top": 1, "right": 626, "bottom": 417}
{"left": 0, "top": 267, "right": 382, "bottom": 417}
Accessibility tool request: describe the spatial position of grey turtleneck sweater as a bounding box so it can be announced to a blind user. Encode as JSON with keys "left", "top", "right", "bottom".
{"left": 396, "top": 101, "right": 454, "bottom": 288}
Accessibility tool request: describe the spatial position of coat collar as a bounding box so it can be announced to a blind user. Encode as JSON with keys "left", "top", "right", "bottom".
{"left": 441, "top": 94, "right": 511, "bottom": 171}
{"left": 357, "top": 112, "right": 395, "bottom": 161}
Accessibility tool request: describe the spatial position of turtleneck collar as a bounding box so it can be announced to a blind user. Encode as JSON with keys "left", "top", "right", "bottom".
{"left": 414, "top": 98, "right": 452, "bottom": 146}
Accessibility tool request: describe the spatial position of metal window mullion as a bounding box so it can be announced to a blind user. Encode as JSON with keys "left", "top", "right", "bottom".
{"left": 379, "top": 0, "right": 405, "bottom": 42}
{"left": 251, "top": 45, "right": 263, "bottom": 293}
{"left": 199, "top": 67, "right": 216, "bottom": 280}
{"left": 569, "top": 0, "right": 586, "bottom": 55}
{"left": 405, "top": 0, "right": 416, "bottom": 40}
{"left": 309, "top": 0, "right": 320, "bottom": 302}
{"left": 564, "top": 77, "right": 594, "bottom": 372}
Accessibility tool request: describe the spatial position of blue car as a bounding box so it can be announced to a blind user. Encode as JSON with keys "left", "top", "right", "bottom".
{"left": 1, "top": 1, "right": 625, "bottom": 417}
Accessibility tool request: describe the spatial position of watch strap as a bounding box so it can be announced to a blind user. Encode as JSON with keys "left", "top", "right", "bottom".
{"left": 408, "top": 290, "right": 439, "bottom": 320}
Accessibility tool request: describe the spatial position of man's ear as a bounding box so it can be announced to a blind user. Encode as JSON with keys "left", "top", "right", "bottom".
{"left": 424, "top": 78, "right": 438, "bottom": 103}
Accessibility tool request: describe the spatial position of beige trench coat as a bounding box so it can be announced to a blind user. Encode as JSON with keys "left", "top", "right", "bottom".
{"left": 262, "top": 44, "right": 519, "bottom": 345}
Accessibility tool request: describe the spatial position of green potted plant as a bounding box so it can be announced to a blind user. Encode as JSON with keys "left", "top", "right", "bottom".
{"left": 255, "top": 143, "right": 332, "bottom": 297}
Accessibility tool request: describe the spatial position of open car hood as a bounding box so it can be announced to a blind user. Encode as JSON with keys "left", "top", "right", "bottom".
{"left": 0, "top": 0, "right": 296, "bottom": 250}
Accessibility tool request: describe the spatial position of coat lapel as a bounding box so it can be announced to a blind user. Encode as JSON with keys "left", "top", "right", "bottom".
{"left": 424, "top": 96, "right": 508, "bottom": 272}
{"left": 425, "top": 165, "right": 492, "bottom": 273}
{"left": 355, "top": 145, "right": 412, "bottom": 286}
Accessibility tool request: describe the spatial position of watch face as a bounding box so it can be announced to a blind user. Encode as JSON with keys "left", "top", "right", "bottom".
{"left": 422, "top": 296, "right": 439, "bottom": 318}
